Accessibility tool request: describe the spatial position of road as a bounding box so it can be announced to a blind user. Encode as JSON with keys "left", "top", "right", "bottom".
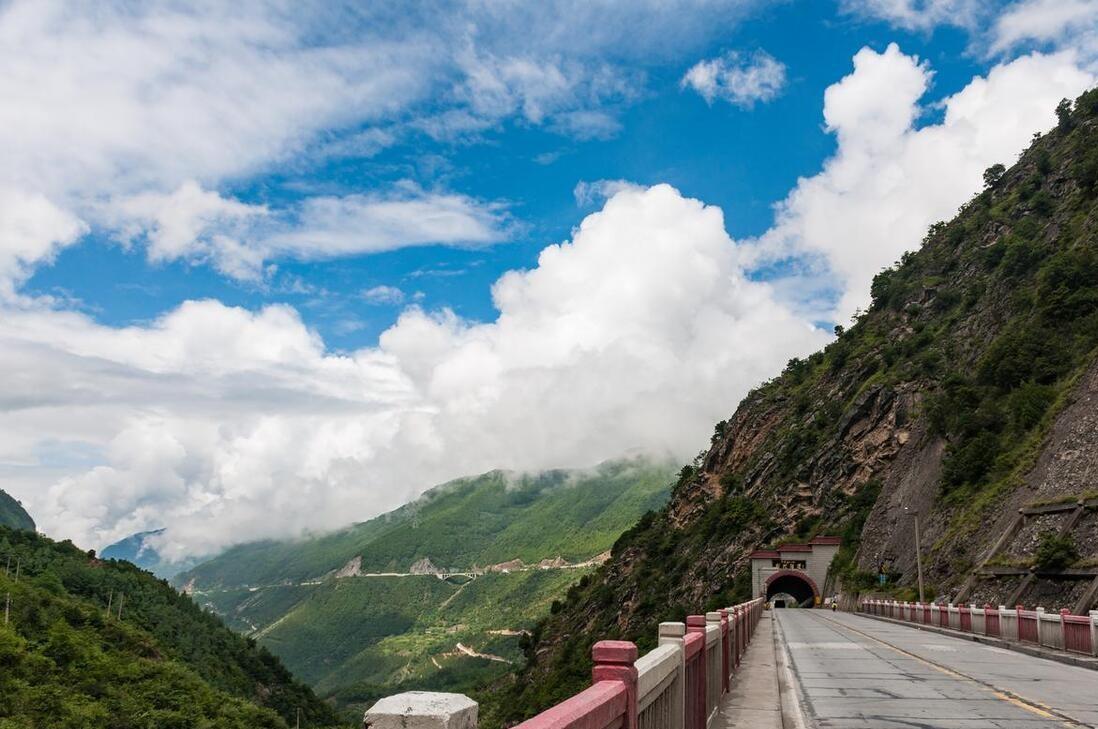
{"left": 775, "top": 609, "right": 1098, "bottom": 728}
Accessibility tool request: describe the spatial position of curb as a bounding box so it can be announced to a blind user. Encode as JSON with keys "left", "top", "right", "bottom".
{"left": 771, "top": 612, "right": 813, "bottom": 729}
{"left": 853, "top": 611, "right": 1098, "bottom": 672}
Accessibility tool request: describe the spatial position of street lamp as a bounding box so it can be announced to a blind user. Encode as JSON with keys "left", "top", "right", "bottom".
{"left": 904, "top": 506, "right": 926, "bottom": 604}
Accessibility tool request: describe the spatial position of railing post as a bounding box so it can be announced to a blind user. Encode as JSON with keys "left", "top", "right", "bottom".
{"left": 592, "top": 640, "right": 638, "bottom": 729}
{"left": 686, "top": 615, "right": 707, "bottom": 727}
{"left": 659, "top": 622, "right": 686, "bottom": 729}
{"left": 707, "top": 610, "right": 724, "bottom": 698}
{"left": 364, "top": 692, "right": 478, "bottom": 729}
{"left": 718, "top": 609, "right": 730, "bottom": 692}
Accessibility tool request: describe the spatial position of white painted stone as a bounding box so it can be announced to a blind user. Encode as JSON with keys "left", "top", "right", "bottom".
{"left": 364, "top": 692, "right": 478, "bottom": 729}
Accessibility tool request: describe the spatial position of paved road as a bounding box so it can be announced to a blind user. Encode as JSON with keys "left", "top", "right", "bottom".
{"left": 775, "top": 609, "right": 1098, "bottom": 728}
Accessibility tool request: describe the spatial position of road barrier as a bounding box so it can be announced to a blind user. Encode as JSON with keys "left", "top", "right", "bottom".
{"left": 859, "top": 599, "right": 1098, "bottom": 657}
{"left": 364, "top": 598, "right": 765, "bottom": 729}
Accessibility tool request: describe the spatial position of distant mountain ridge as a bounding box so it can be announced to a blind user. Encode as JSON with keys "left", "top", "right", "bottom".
{"left": 0, "top": 488, "right": 34, "bottom": 531}
{"left": 173, "top": 456, "right": 676, "bottom": 721}
{"left": 102, "top": 529, "right": 200, "bottom": 579}
{"left": 176, "top": 456, "right": 675, "bottom": 590}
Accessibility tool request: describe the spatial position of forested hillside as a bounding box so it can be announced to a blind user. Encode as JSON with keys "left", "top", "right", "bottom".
{"left": 484, "top": 89, "right": 1098, "bottom": 727}
{"left": 176, "top": 457, "right": 675, "bottom": 720}
{"left": 0, "top": 488, "right": 34, "bottom": 531}
{"left": 0, "top": 527, "right": 345, "bottom": 728}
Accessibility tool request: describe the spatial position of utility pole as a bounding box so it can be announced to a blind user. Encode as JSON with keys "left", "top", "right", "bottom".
{"left": 905, "top": 507, "right": 926, "bottom": 604}
{"left": 4, "top": 592, "right": 9, "bottom": 626}
{"left": 296, "top": 707, "right": 301, "bottom": 729}
{"left": 117, "top": 592, "right": 125, "bottom": 620}
{"left": 106, "top": 589, "right": 114, "bottom": 617}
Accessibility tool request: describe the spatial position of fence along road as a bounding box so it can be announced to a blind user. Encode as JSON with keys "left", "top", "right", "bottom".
{"left": 777, "top": 609, "right": 1098, "bottom": 728}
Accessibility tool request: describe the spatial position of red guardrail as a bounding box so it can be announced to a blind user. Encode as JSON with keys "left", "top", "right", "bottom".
{"left": 858, "top": 599, "right": 1097, "bottom": 659}
{"left": 1017, "top": 608, "right": 1039, "bottom": 644}
{"left": 1062, "top": 610, "right": 1093, "bottom": 656}
{"left": 515, "top": 598, "right": 765, "bottom": 729}
{"left": 984, "top": 605, "right": 1000, "bottom": 637}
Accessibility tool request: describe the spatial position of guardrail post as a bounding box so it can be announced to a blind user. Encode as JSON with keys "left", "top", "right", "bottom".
{"left": 592, "top": 641, "right": 638, "bottom": 729}
{"left": 705, "top": 612, "right": 725, "bottom": 697}
{"left": 718, "top": 609, "right": 730, "bottom": 692}
{"left": 659, "top": 622, "right": 686, "bottom": 729}
{"left": 364, "top": 692, "right": 478, "bottom": 729}
{"left": 686, "top": 615, "right": 707, "bottom": 726}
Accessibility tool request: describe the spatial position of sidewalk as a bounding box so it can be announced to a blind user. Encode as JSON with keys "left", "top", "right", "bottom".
{"left": 711, "top": 612, "right": 799, "bottom": 729}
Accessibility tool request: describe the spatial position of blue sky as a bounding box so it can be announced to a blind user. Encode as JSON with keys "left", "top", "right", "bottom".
{"left": 1, "top": 0, "right": 1095, "bottom": 556}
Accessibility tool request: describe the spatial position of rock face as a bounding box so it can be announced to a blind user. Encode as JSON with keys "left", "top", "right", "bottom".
{"left": 335, "top": 555, "right": 361, "bottom": 578}
{"left": 410, "top": 557, "right": 441, "bottom": 575}
{"left": 498, "top": 90, "right": 1098, "bottom": 724}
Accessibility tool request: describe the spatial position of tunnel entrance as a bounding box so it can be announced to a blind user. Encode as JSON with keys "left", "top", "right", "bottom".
{"left": 765, "top": 570, "right": 819, "bottom": 608}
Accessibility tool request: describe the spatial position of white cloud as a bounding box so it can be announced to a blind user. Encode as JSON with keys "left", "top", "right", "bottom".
{"left": 0, "top": 189, "right": 87, "bottom": 298}
{"left": 573, "top": 179, "right": 644, "bottom": 206}
{"left": 751, "top": 43, "right": 1094, "bottom": 320}
{"left": 5, "top": 184, "right": 826, "bottom": 559}
{"left": 268, "top": 186, "right": 509, "bottom": 260}
{"left": 362, "top": 286, "right": 406, "bottom": 305}
{"left": 111, "top": 182, "right": 269, "bottom": 280}
{"left": 839, "top": 0, "right": 987, "bottom": 31}
{"left": 0, "top": 1, "right": 769, "bottom": 288}
{"left": 681, "top": 50, "right": 787, "bottom": 107}
{"left": 991, "top": 0, "right": 1098, "bottom": 58}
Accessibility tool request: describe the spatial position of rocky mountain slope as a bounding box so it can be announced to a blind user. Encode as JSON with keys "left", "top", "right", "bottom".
{"left": 175, "top": 457, "right": 675, "bottom": 720}
{"left": 0, "top": 488, "right": 34, "bottom": 531}
{"left": 102, "top": 528, "right": 200, "bottom": 579}
{"left": 0, "top": 526, "right": 344, "bottom": 728}
{"left": 486, "top": 89, "right": 1098, "bottom": 726}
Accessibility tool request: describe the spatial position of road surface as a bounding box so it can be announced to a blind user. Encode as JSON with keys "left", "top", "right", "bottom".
{"left": 775, "top": 609, "right": 1098, "bottom": 728}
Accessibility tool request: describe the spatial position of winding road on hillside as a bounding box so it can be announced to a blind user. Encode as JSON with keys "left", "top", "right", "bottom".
{"left": 777, "top": 610, "right": 1098, "bottom": 728}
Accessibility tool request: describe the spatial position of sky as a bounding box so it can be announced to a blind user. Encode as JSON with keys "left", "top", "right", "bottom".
{"left": 1, "top": 0, "right": 1095, "bottom": 561}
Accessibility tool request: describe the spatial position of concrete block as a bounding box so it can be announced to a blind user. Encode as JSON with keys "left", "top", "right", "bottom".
{"left": 364, "top": 692, "right": 478, "bottom": 729}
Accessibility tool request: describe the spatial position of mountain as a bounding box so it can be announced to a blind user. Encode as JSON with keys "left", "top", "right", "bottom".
{"left": 102, "top": 529, "right": 200, "bottom": 579}
{"left": 486, "top": 89, "right": 1098, "bottom": 726}
{"left": 0, "top": 526, "right": 345, "bottom": 728}
{"left": 0, "top": 488, "right": 34, "bottom": 531}
{"left": 174, "top": 457, "right": 676, "bottom": 719}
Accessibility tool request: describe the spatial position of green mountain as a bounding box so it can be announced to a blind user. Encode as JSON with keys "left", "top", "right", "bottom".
{"left": 487, "top": 90, "right": 1098, "bottom": 727}
{"left": 175, "top": 457, "right": 675, "bottom": 719}
{"left": 0, "top": 526, "right": 345, "bottom": 728}
{"left": 0, "top": 488, "right": 34, "bottom": 531}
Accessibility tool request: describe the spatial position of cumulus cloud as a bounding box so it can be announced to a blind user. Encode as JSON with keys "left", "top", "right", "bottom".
{"left": 751, "top": 43, "right": 1094, "bottom": 320}
{"left": 681, "top": 50, "right": 787, "bottom": 107}
{"left": 5, "top": 185, "right": 826, "bottom": 559}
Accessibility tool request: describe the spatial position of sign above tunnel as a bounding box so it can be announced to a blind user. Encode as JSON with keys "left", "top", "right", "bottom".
{"left": 749, "top": 536, "right": 841, "bottom": 606}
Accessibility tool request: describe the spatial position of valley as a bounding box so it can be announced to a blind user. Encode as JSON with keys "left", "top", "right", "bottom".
{"left": 173, "top": 457, "right": 675, "bottom": 717}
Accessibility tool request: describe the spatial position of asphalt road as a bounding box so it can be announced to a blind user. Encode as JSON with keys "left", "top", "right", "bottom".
{"left": 775, "top": 609, "right": 1098, "bottom": 728}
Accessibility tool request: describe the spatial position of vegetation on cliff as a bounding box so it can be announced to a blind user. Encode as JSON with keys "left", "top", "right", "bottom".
{"left": 0, "top": 527, "right": 344, "bottom": 728}
{"left": 483, "top": 88, "right": 1098, "bottom": 727}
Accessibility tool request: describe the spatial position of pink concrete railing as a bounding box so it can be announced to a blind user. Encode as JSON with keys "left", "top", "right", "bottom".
{"left": 515, "top": 598, "right": 765, "bottom": 729}
{"left": 859, "top": 599, "right": 1098, "bottom": 658}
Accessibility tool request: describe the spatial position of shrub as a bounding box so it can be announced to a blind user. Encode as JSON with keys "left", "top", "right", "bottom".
{"left": 1034, "top": 532, "right": 1078, "bottom": 571}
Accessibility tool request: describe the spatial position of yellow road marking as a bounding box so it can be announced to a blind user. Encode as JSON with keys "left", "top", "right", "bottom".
{"left": 811, "top": 613, "right": 1090, "bottom": 728}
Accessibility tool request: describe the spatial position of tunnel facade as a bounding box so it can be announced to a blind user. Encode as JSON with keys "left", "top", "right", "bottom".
{"left": 749, "top": 536, "right": 841, "bottom": 606}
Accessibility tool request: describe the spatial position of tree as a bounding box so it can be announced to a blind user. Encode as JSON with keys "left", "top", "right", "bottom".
{"left": 1055, "top": 98, "right": 1074, "bottom": 132}
{"left": 983, "top": 163, "right": 1005, "bottom": 189}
